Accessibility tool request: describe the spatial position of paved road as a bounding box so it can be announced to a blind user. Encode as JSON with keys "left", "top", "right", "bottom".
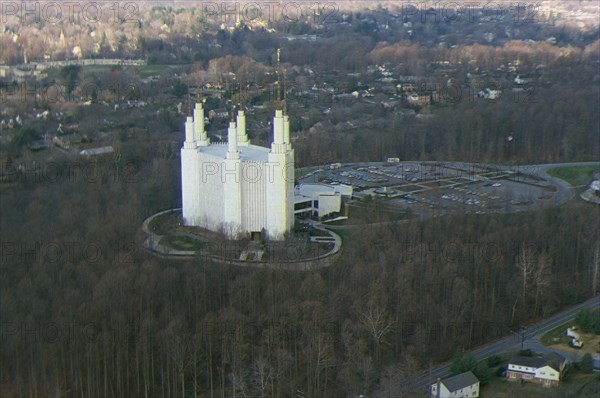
{"left": 410, "top": 295, "right": 600, "bottom": 392}
{"left": 502, "top": 161, "right": 600, "bottom": 205}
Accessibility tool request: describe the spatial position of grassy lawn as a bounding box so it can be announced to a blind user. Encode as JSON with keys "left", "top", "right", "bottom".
{"left": 481, "top": 373, "right": 599, "bottom": 398}
{"left": 547, "top": 166, "right": 599, "bottom": 187}
{"left": 329, "top": 227, "right": 352, "bottom": 246}
{"left": 139, "top": 64, "right": 185, "bottom": 77}
{"left": 540, "top": 320, "right": 575, "bottom": 346}
{"left": 160, "top": 234, "right": 203, "bottom": 251}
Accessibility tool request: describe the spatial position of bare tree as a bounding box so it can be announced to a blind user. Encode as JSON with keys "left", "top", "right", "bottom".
{"left": 251, "top": 357, "right": 273, "bottom": 398}
{"left": 518, "top": 247, "right": 536, "bottom": 301}
{"left": 534, "top": 252, "right": 552, "bottom": 314}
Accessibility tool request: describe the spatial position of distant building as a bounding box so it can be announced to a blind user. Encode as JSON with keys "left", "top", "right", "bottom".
{"left": 10, "top": 64, "right": 47, "bottom": 83}
{"left": 80, "top": 146, "right": 114, "bottom": 157}
{"left": 477, "top": 88, "right": 502, "bottom": 100}
{"left": 406, "top": 93, "right": 431, "bottom": 106}
{"left": 514, "top": 74, "right": 533, "bottom": 85}
{"left": 53, "top": 133, "right": 84, "bottom": 150}
{"left": 430, "top": 371, "right": 480, "bottom": 398}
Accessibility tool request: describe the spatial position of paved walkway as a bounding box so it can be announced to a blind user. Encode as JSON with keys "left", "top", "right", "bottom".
{"left": 141, "top": 209, "right": 343, "bottom": 269}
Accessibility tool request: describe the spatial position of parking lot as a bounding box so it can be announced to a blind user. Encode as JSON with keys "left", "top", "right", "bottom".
{"left": 298, "top": 161, "right": 559, "bottom": 216}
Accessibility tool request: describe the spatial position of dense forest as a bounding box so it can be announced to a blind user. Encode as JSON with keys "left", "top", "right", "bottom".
{"left": 1, "top": 2, "right": 599, "bottom": 396}
{"left": 0, "top": 152, "right": 598, "bottom": 397}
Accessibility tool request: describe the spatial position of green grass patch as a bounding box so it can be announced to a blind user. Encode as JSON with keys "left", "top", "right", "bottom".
{"left": 139, "top": 64, "right": 185, "bottom": 77}
{"left": 482, "top": 372, "right": 599, "bottom": 398}
{"left": 540, "top": 320, "right": 574, "bottom": 346}
{"left": 160, "top": 234, "right": 203, "bottom": 251}
{"left": 332, "top": 228, "right": 352, "bottom": 244}
{"left": 547, "top": 166, "right": 599, "bottom": 187}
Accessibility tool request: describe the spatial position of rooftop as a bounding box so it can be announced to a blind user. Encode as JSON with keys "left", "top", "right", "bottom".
{"left": 441, "top": 371, "right": 479, "bottom": 392}
{"left": 196, "top": 143, "right": 270, "bottom": 162}
{"left": 509, "top": 352, "right": 565, "bottom": 371}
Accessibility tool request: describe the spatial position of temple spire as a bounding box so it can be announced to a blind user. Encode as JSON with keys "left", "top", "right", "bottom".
{"left": 283, "top": 69, "right": 287, "bottom": 115}
{"left": 187, "top": 92, "right": 191, "bottom": 116}
{"left": 276, "top": 48, "right": 281, "bottom": 110}
{"left": 227, "top": 121, "right": 239, "bottom": 159}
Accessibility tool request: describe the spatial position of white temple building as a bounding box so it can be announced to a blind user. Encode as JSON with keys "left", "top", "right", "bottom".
{"left": 180, "top": 102, "right": 295, "bottom": 240}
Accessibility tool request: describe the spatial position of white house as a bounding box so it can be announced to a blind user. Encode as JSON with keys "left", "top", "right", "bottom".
{"left": 430, "top": 371, "right": 480, "bottom": 398}
{"left": 506, "top": 352, "right": 566, "bottom": 387}
{"left": 477, "top": 88, "right": 502, "bottom": 100}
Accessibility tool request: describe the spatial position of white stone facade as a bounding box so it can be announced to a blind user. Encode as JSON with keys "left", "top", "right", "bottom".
{"left": 181, "top": 103, "right": 294, "bottom": 240}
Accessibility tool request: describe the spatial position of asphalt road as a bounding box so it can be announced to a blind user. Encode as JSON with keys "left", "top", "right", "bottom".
{"left": 504, "top": 161, "right": 600, "bottom": 205}
{"left": 410, "top": 295, "right": 600, "bottom": 392}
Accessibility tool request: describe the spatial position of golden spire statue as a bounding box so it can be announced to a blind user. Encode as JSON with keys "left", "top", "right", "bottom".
{"left": 276, "top": 48, "right": 281, "bottom": 110}
{"left": 195, "top": 84, "right": 202, "bottom": 105}
{"left": 283, "top": 69, "right": 288, "bottom": 115}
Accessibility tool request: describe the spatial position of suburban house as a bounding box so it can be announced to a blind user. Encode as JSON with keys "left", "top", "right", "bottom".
{"left": 430, "top": 371, "right": 480, "bottom": 398}
{"left": 506, "top": 352, "right": 566, "bottom": 387}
